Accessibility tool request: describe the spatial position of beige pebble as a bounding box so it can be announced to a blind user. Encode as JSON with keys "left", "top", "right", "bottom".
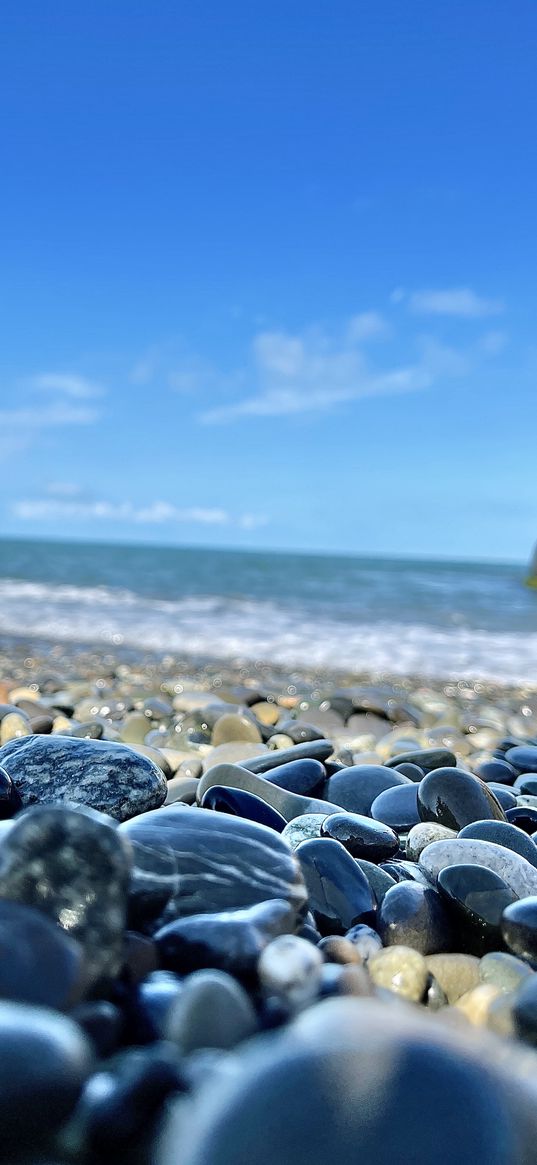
{"left": 8, "top": 687, "right": 39, "bottom": 704}
{"left": 425, "top": 953, "right": 481, "bottom": 1004}
{"left": 455, "top": 983, "right": 503, "bottom": 1026}
{"left": 250, "top": 701, "right": 280, "bottom": 726}
{"left": 485, "top": 992, "right": 516, "bottom": 1038}
{"left": 268, "top": 733, "right": 294, "bottom": 750}
{"left": 318, "top": 936, "right": 363, "bottom": 965}
{"left": 368, "top": 945, "right": 428, "bottom": 1002}
{"left": 52, "top": 714, "right": 73, "bottom": 733}
{"left": 211, "top": 713, "right": 262, "bottom": 747}
{"left": 0, "top": 712, "right": 30, "bottom": 744}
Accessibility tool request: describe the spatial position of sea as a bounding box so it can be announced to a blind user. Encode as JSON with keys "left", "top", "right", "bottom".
{"left": 0, "top": 537, "right": 536, "bottom": 685}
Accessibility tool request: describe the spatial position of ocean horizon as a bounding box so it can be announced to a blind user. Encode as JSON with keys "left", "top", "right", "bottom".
{"left": 0, "top": 535, "right": 536, "bottom": 685}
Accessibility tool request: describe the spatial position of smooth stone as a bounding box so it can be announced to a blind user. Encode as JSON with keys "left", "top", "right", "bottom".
{"left": 507, "top": 805, "right": 537, "bottom": 833}
{"left": 455, "top": 983, "right": 503, "bottom": 1026}
{"left": 211, "top": 714, "right": 262, "bottom": 747}
{"left": 486, "top": 992, "right": 516, "bottom": 1038}
{"left": 165, "top": 970, "right": 257, "bottom": 1052}
{"left": 0, "top": 1002, "right": 92, "bottom": 1151}
{"left": 344, "top": 923, "right": 383, "bottom": 960}
{"left": 368, "top": 945, "right": 428, "bottom": 1001}
{"left": 502, "top": 898, "right": 537, "bottom": 965}
{"left": 0, "top": 898, "right": 86, "bottom": 1008}
{"left": 458, "top": 820, "right": 537, "bottom": 868}
{"left": 317, "top": 936, "right": 363, "bottom": 965}
{"left": 505, "top": 745, "right": 537, "bottom": 773}
{"left": 258, "top": 934, "right": 323, "bottom": 1008}
{"left": 28, "top": 712, "right": 54, "bottom": 733}
{"left": 318, "top": 962, "right": 373, "bottom": 998}
{"left": 476, "top": 758, "right": 518, "bottom": 785}
{"left": 0, "top": 735, "right": 167, "bottom": 821}
{"left": 242, "top": 740, "right": 334, "bottom": 772}
{"left": 393, "top": 762, "right": 424, "bottom": 781}
{"left": 250, "top": 701, "right": 280, "bottom": 726}
{"left": 164, "top": 775, "right": 199, "bottom": 805}
{"left": 201, "top": 742, "right": 268, "bottom": 770}
{"left": 120, "top": 806, "right": 307, "bottom": 925}
{"left": 157, "top": 997, "right": 524, "bottom": 1165}
{"left": 406, "top": 822, "right": 457, "bottom": 862}
{"left": 281, "top": 813, "right": 327, "bottom": 850}
{"left": 0, "top": 712, "right": 30, "bottom": 744}
{"left": 425, "top": 953, "right": 481, "bottom": 1003}
{"left": 437, "top": 864, "right": 517, "bottom": 956}
{"left": 138, "top": 971, "right": 184, "bottom": 1037}
{"left": 262, "top": 758, "right": 326, "bottom": 797}
{"left": 71, "top": 1000, "right": 123, "bottom": 1058}
{"left": 120, "top": 712, "right": 152, "bottom": 744}
{"left": 386, "top": 747, "right": 457, "bottom": 773}
{"left": 419, "top": 838, "right": 537, "bottom": 899}
{"left": 354, "top": 858, "right": 397, "bottom": 905}
{"left": 267, "top": 733, "right": 294, "bottom": 749}
{"left": 512, "top": 976, "right": 537, "bottom": 1044}
{"left": 487, "top": 785, "right": 518, "bottom": 810}
{"left": 197, "top": 763, "right": 340, "bottom": 822}
{"left": 296, "top": 838, "right": 375, "bottom": 935}
{"left": 0, "top": 764, "right": 23, "bottom": 819}
{"left": 320, "top": 811, "right": 399, "bottom": 861}
{"left": 515, "top": 774, "right": 537, "bottom": 796}
{"left": 325, "top": 764, "right": 411, "bottom": 816}
{"left": 156, "top": 899, "right": 295, "bottom": 980}
{"left": 417, "top": 767, "right": 506, "bottom": 831}
{"left": 379, "top": 860, "right": 434, "bottom": 888}
{"left": 480, "top": 951, "right": 535, "bottom": 993}
{"left": 200, "top": 785, "right": 286, "bottom": 832}
{"left": 276, "top": 720, "right": 326, "bottom": 744}
{"left": 371, "top": 783, "right": 420, "bottom": 832}
{"left": 378, "top": 882, "right": 453, "bottom": 955}
{"left": 0, "top": 804, "right": 132, "bottom": 984}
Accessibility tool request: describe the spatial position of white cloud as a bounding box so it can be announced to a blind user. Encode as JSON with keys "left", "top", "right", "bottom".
{"left": 29, "top": 372, "right": 104, "bottom": 398}
{"left": 11, "top": 496, "right": 264, "bottom": 530}
{"left": 479, "top": 330, "right": 508, "bottom": 356}
{"left": 347, "top": 312, "right": 388, "bottom": 342}
{"left": 46, "top": 482, "right": 86, "bottom": 498}
{"left": 408, "top": 288, "right": 504, "bottom": 318}
{"left": 0, "top": 403, "right": 99, "bottom": 429}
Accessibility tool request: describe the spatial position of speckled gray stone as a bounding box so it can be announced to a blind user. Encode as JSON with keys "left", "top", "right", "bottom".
{"left": 0, "top": 803, "right": 132, "bottom": 984}
{"left": 281, "top": 814, "right": 327, "bottom": 850}
{"left": 0, "top": 734, "right": 167, "bottom": 822}
{"left": 406, "top": 822, "right": 457, "bottom": 862}
{"left": 419, "top": 838, "right": 537, "bottom": 900}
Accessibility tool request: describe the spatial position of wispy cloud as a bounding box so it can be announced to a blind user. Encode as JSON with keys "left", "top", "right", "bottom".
{"left": 407, "top": 288, "right": 504, "bottom": 318}
{"left": 347, "top": 311, "right": 388, "bottom": 342}
{"left": 29, "top": 372, "right": 104, "bottom": 398}
{"left": 0, "top": 403, "right": 100, "bottom": 429}
{"left": 11, "top": 494, "right": 265, "bottom": 530}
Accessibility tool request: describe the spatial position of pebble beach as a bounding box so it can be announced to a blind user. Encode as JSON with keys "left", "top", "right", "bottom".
{"left": 1, "top": 631, "right": 537, "bottom": 1163}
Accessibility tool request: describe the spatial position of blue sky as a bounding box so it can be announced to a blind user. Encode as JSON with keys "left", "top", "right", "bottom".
{"left": 1, "top": 0, "right": 536, "bottom": 561}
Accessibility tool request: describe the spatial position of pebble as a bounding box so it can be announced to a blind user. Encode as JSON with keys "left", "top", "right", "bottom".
{"left": 368, "top": 945, "right": 428, "bottom": 1000}
{"left": 281, "top": 813, "right": 327, "bottom": 849}
{"left": 386, "top": 747, "right": 456, "bottom": 772}
{"left": 320, "top": 811, "right": 399, "bottom": 861}
{"left": 425, "top": 953, "right": 481, "bottom": 1003}
{"left": 355, "top": 858, "right": 397, "bottom": 904}
{"left": 200, "top": 784, "right": 287, "bottom": 831}
{"left": 479, "top": 950, "right": 535, "bottom": 993}
{"left": 455, "top": 983, "right": 503, "bottom": 1026}
{"left": 165, "top": 970, "right": 258, "bottom": 1052}
{"left": 211, "top": 713, "right": 262, "bottom": 747}
{"left": 0, "top": 763, "right": 22, "bottom": 818}
{"left": 243, "top": 740, "right": 334, "bottom": 772}
{"left": 197, "top": 762, "right": 340, "bottom": 821}
{"left": 505, "top": 745, "right": 537, "bottom": 773}
{"left": 296, "top": 838, "right": 376, "bottom": 935}
{"left": 458, "top": 819, "right": 537, "bottom": 867}
{"left": 437, "top": 863, "right": 517, "bottom": 955}
{"left": 0, "top": 735, "right": 167, "bottom": 821}
{"left": 501, "top": 897, "right": 537, "bottom": 965}
{"left": 371, "top": 782, "right": 420, "bottom": 831}
{"left": 258, "top": 934, "right": 323, "bottom": 1008}
{"left": 0, "top": 898, "right": 86, "bottom": 1008}
{"left": 419, "top": 837, "right": 537, "bottom": 899}
{"left": 325, "top": 764, "right": 411, "bottom": 815}
{"left": 406, "top": 821, "right": 457, "bottom": 861}
{"left": 263, "top": 757, "right": 327, "bottom": 796}
{"left": 417, "top": 766, "right": 506, "bottom": 831}
{"left": 377, "top": 881, "right": 453, "bottom": 954}
{"left": 155, "top": 899, "right": 296, "bottom": 980}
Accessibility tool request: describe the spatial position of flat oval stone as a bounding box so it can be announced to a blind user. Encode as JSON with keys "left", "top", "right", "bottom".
{"left": 165, "top": 970, "right": 258, "bottom": 1052}
{"left": 296, "top": 838, "right": 375, "bottom": 935}
{"left": 378, "top": 882, "right": 453, "bottom": 955}
{"left": 0, "top": 734, "right": 167, "bottom": 821}
{"left": 320, "top": 812, "right": 399, "bottom": 861}
{"left": 325, "top": 765, "right": 411, "bottom": 816}
{"left": 281, "top": 813, "right": 327, "bottom": 849}
{"left": 120, "top": 805, "right": 307, "bottom": 923}
{"left": 406, "top": 822, "right": 457, "bottom": 862}
{"left": 200, "top": 785, "right": 286, "bottom": 832}
{"left": 0, "top": 803, "right": 132, "bottom": 984}
{"left": 479, "top": 950, "right": 535, "bottom": 993}
{"left": 0, "top": 898, "right": 86, "bottom": 1008}
{"left": 262, "top": 758, "right": 326, "bottom": 797}
{"left": 514, "top": 774, "right": 537, "bottom": 796}
{"left": 476, "top": 759, "right": 518, "bottom": 785}
{"left": 505, "top": 745, "right": 537, "bottom": 773}
{"left": 419, "top": 838, "right": 537, "bottom": 900}
{"left": 211, "top": 713, "right": 262, "bottom": 747}
{"left": 371, "top": 783, "right": 420, "bottom": 832}
{"left": 437, "top": 864, "right": 517, "bottom": 956}
{"left": 458, "top": 820, "right": 537, "bottom": 868}
{"left": 392, "top": 762, "right": 424, "bottom": 781}
{"left": 277, "top": 720, "right": 326, "bottom": 744}
{"left": 197, "top": 763, "right": 339, "bottom": 822}
{"left": 507, "top": 805, "right": 537, "bottom": 833}
{"left": 156, "top": 899, "right": 295, "bottom": 980}
{"left": 0, "top": 1001, "right": 92, "bottom": 1149}
{"left": 487, "top": 785, "right": 518, "bottom": 810}
{"left": 243, "top": 740, "right": 334, "bottom": 772}
{"left": 386, "top": 747, "right": 456, "bottom": 772}
{"left": 502, "top": 897, "right": 537, "bottom": 965}
{"left": 417, "top": 767, "right": 506, "bottom": 831}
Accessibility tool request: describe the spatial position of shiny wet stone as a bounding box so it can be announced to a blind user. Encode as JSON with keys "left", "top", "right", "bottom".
{"left": 417, "top": 767, "right": 506, "bottom": 832}
{"left": 505, "top": 745, "right": 537, "bottom": 773}
{"left": 506, "top": 805, "right": 537, "bottom": 833}
{"left": 243, "top": 740, "right": 334, "bottom": 773}
{"left": 438, "top": 863, "right": 517, "bottom": 955}
{"left": 512, "top": 975, "right": 537, "bottom": 1044}
{"left": 296, "top": 838, "right": 375, "bottom": 935}
{"left": 197, "top": 762, "right": 339, "bottom": 822}
{"left": 320, "top": 811, "right": 399, "bottom": 861}
{"left": 514, "top": 774, "right": 537, "bottom": 796}
{"left": 458, "top": 819, "right": 537, "bottom": 868}
{"left": 262, "top": 757, "right": 326, "bottom": 797}
{"left": 0, "top": 734, "right": 167, "bottom": 821}
{"left": 487, "top": 785, "right": 518, "bottom": 810}
{"left": 419, "top": 837, "right": 537, "bottom": 899}
{"left": 476, "top": 758, "right": 518, "bottom": 785}
{"left": 377, "top": 881, "right": 453, "bottom": 955}
{"left": 479, "top": 950, "right": 535, "bottom": 993}
{"left": 200, "top": 785, "right": 286, "bottom": 831}
{"left": 0, "top": 803, "right": 132, "bottom": 984}
{"left": 386, "top": 747, "right": 456, "bottom": 772}
{"left": 371, "top": 782, "right": 420, "bottom": 832}
{"left": 120, "top": 805, "right": 307, "bottom": 926}
{"left": 354, "top": 858, "right": 397, "bottom": 905}
{"left": 502, "top": 897, "right": 537, "bottom": 965}
{"left": 325, "top": 764, "right": 411, "bottom": 816}
{"left": 155, "top": 898, "right": 296, "bottom": 981}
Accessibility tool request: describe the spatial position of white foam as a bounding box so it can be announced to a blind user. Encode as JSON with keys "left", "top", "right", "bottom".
{"left": 0, "top": 578, "right": 535, "bottom": 683}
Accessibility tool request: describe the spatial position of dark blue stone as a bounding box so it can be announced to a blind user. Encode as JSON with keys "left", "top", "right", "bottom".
{"left": 417, "top": 767, "right": 505, "bottom": 831}
{"left": 325, "top": 765, "right": 411, "bottom": 816}
{"left": 505, "top": 745, "right": 537, "bottom": 773}
{"left": 476, "top": 759, "right": 518, "bottom": 786}
{"left": 502, "top": 897, "right": 537, "bottom": 965}
{"left": 506, "top": 806, "right": 537, "bottom": 834}
{"left": 320, "top": 812, "right": 399, "bottom": 861}
{"left": 392, "top": 763, "right": 424, "bottom": 781}
{"left": 156, "top": 898, "right": 295, "bottom": 981}
{"left": 458, "top": 820, "right": 537, "bottom": 868}
{"left": 386, "top": 748, "right": 456, "bottom": 773}
{"left": 378, "top": 881, "right": 453, "bottom": 954}
{"left": 354, "top": 859, "right": 397, "bottom": 905}
{"left": 0, "top": 765, "right": 22, "bottom": 819}
{"left": 296, "top": 838, "right": 375, "bottom": 935}
{"left": 371, "top": 783, "right": 420, "bottom": 832}
{"left": 138, "top": 972, "right": 185, "bottom": 1037}
{"left": 379, "top": 860, "right": 433, "bottom": 888}
{"left": 200, "top": 786, "right": 286, "bottom": 832}
{"left": 262, "top": 758, "right": 326, "bottom": 797}
{"left": 242, "top": 741, "right": 333, "bottom": 773}
{"left": 486, "top": 785, "right": 517, "bottom": 810}
{"left": 438, "top": 864, "right": 517, "bottom": 956}
{"left": 514, "top": 774, "right": 537, "bottom": 796}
